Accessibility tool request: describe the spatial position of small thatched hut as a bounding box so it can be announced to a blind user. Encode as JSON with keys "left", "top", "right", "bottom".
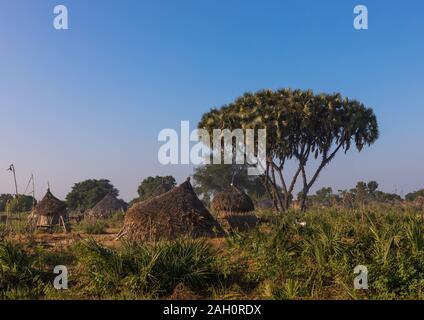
{"left": 85, "top": 193, "right": 127, "bottom": 219}
{"left": 211, "top": 186, "right": 257, "bottom": 232}
{"left": 29, "top": 189, "right": 68, "bottom": 231}
{"left": 117, "top": 178, "right": 223, "bottom": 241}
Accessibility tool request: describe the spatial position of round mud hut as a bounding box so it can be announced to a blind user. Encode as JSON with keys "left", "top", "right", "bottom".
{"left": 29, "top": 188, "right": 68, "bottom": 231}
{"left": 85, "top": 193, "right": 127, "bottom": 219}
{"left": 117, "top": 178, "right": 224, "bottom": 241}
{"left": 211, "top": 186, "right": 257, "bottom": 232}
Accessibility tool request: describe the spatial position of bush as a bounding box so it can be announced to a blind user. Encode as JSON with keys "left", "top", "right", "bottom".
{"left": 5, "top": 195, "right": 35, "bottom": 213}
{"left": 0, "top": 241, "right": 43, "bottom": 299}
{"left": 224, "top": 208, "right": 424, "bottom": 299}
{"left": 74, "top": 238, "right": 217, "bottom": 297}
{"left": 148, "top": 238, "right": 216, "bottom": 293}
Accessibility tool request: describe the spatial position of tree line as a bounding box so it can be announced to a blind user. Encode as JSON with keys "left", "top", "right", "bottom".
{"left": 1, "top": 173, "right": 422, "bottom": 214}
{"left": 303, "top": 181, "right": 402, "bottom": 208}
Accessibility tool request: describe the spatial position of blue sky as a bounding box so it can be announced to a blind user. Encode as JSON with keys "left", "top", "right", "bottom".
{"left": 0, "top": 0, "right": 423, "bottom": 201}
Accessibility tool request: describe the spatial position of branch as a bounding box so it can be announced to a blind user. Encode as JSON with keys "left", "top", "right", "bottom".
{"left": 306, "top": 142, "right": 343, "bottom": 191}
{"left": 288, "top": 165, "right": 302, "bottom": 195}
{"left": 273, "top": 162, "right": 287, "bottom": 194}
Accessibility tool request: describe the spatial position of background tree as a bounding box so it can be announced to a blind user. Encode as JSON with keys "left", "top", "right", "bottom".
{"left": 373, "top": 190, "right": 402, "bottom": 202}
{"left": 192, "top": 164, "right": 267, "bottom": 206}
{"left": 66, "top": 179, "right": 119, "bottom": 211}
{"left": 367, "top": 181, "right": 379, "bottom": 197}
{"left": 199, "top": 88, "right": 379, "bottom": 212}
{"left": 352, "top": 181, "right": 369, "bottom": 205}
{"left": 137, "top": 176, "right": 176, "bottom": 201}
{"left": 338, "top": 189, "right": 355, "bottom": 208}
{"left": 4, "top": 195, "right": 36, "bottom": 213}
{"left": 297, "top": 187, "right": 338, "bottom": 208}
{"left": 405, "top": 189, "right": 424, "bottom": 202}
{"left": 300, "top": 181, "right": 400, "bottom": 209}
{"left": 314, "top": 187, "right": 336, "bottom": 207}
{"left": 0, "top": 194, "right": 13, "bottom": 212}
{"left": 338, "top": 180, "right": 401, "bottom": 207}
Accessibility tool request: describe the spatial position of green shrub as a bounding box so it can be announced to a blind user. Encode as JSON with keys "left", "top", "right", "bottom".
{"left": 74, "top": 237, "right": 217, "bottom": 297}
{"left": 74, "top": 238, "right": 124, "bottom": 296}
{"left": 0, "top": 241, "right": 43, "bottom": 299}
{"left": 151, "top": 238, "right": 216, "bottom": 293}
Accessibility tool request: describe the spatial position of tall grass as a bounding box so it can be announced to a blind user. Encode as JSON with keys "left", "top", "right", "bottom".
{"left": 0, "top": 241, "right": 43, "bottom": 299}
{"left": 0, "top": 206, "right": 423, "bottom": 300}
{"left": 74, "top": 237, "right": 217, "bottom": 297}
{"left": 225, "top": 207, "right": 424, "bottom": 299}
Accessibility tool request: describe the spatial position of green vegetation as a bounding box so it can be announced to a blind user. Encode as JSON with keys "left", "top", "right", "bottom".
{"left": 131, "top": 176, "right": 177, "bottom": 205}
{"left": 0, "top": 194, "right": 13, "bottom": 212}
{"left": 304, "top": 181, "right": 402, "bottom": 208}
{"left": 0, "top": 205, "right": 424, "bottom": 300}
{"left": 74, "top": 238, "right": 216, "bottom": 298}
{"left": 193, "top": 164, "right": 267, "bottom": 206}
{"left": 0, "top": 241, "right": 43, "bottom": 299}
{"left": 406, "top": 189, "right": 424, "bottom": 202}
{"left": 5, "top": 195, "right": 36, "bottom": 214}
{"left": 225, "top": 207, "right": 424, "bottom": 299}
{"left": 66, "top": 179, "right": 120, "bottom": 211}
{"left": 199, "top": 89, "right": 379, "bottom": 211}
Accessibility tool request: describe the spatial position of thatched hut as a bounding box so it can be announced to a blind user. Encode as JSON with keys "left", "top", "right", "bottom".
{"left": 85, "top": 193, "right": 127, "bottom": 219}
{"left": 117, "top": 178, "right": 223, "bottom": 241}
{"left": 211, "top": 186, "right": 257, "bottom": 232}
{"left": 29, "top": 189, "right": 68, "bottom": 231}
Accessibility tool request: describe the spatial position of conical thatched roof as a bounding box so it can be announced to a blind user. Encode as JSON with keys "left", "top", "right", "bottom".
{"left": 150, "top": 182, "right": 173, "bottom": 198}
{"left": 86, "top": 193, "right": 127, "bottom": 218}
{"left": 118, "top": 178, "right": 223, "bottom": 241}
{"left": 211, "top": 186, "right": 257, "bottom": 232}
{"left": 211, "top": 186, "right": 255, "bottom": 213}
{"left": 30, "top": 189, "right": 67, "bottom": 227}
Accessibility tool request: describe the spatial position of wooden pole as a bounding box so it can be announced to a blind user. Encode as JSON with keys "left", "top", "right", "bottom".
{"left": 8, "top": 164, "right": 19, "bottom": 197}
{"left": 31, "top": 174, "right": 36, "bottom": 210}
{"left": 6, "top": 164, "right": 19, "bottom": 225}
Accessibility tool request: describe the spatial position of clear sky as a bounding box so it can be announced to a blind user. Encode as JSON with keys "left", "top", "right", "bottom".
{"left": 0, "top": 0, "right": 423, "bottom": 201}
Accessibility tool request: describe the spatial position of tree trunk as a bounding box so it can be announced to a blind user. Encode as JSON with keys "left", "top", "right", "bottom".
{"left": 299, "top": 188, "right": 309, "bottom": 212}
{"left": 261, "top": 163, "right": 281, "bottom": 213}
{"left": 270, "top": 165, "right": 285, "bottom": 212}
{"left": 298, "top": 143, "right": 343, "bottom": 212}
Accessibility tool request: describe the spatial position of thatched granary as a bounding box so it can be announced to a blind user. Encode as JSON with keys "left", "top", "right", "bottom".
{"left": 211, "top": 186, "right": 255, "bottom": 212}
{"left": 117, "top": 178, "right": 223, "bottom": 241}
{"left": 85, "top": 193, "right": 127, "bottom": 219}
{"left": 211, "top": 186, "right": 257, "bottom": 232}
{"left": 29, "top": 189, "right": 68, "bottom": 230}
